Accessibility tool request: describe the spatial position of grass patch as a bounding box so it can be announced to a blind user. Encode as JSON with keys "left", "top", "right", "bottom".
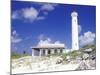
{"left": 11, "top": 52, "right": 30, "bottom": 59}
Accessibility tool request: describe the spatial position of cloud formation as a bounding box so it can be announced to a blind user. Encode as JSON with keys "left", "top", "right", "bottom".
{"left": 11, "top": 30, "right": 22, "bottom": 43}
{"left": 40, "top": 3, "right": 58, "bottom": 16}
{"left": 37, "top": 34, "right": 64, "bottom": 47}
{"left": 12, "top": 11, "right": 19, "bottom": 19}
{"left": 22, "top": 7, "right": 39, "bottom": 21}
{"left": 12, "top": 7, "right": 40, "bottom": 22}
{"left": 40, "top": 4, "right": 55, "bottom": 11}
{"left": 79, "top": 31, "right": 95, "bottom": 46}
{"left": 12, "top": 3, "right": 58, "bottom": 22}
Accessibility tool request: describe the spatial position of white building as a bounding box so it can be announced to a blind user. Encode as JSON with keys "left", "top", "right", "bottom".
{"left": 71, "top": 11, "right": 79, "bottom": 50}
{"left": 32, "top": 44, "right": 65, "bottom": 56}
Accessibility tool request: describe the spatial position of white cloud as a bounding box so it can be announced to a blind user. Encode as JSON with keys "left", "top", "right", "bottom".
{"left": 78, "top": 25, "right": 82, "bottom": 34}
{"left": 12, "top": 7, "right": 43, "bottom": 22}
{"left": 12, "top": 11, "right": 18, "bottom": 19}
{"left": 11, "top": 30, "right": 22, "bottom": 43}
{"left": 11, "top": 36, "right": 22, "bottom": 43}
{"left": 79, "top": 31, "right": 95, "bottom": 46}
{"left": 54, "top": 41, "right": 61, "bottom": 44}
{"left": 38, "top": 38, "right": 51, "bottom": 46}
{"left": 12, "top": 3, "right": 58, "bottom": 22}
{"left": 12, "top": 30, "right": 18, "bottom": 36}
{"left": 40, "top": 3, "right": 58, "bottom": 16}
{"left": 37, "top": 34, "right": 62, "bottom": 46}
{"left": 40, "top": 4, "right": 55, "bottom": 11}
{"left": 22, "top": 7, "right": 39, "bottom": 21}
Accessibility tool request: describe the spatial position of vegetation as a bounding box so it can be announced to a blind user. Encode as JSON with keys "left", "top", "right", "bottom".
{"left": 82, "top": 44, "right": 96, "bottom": 50}
{"left": 60, "top": 44, "right": 96, "bottom": 60}
{"left": 69, "top": 51, "right": 80, "bottom": 58}
{"left": 11, "top": 52, "right": 30, "bottom": 59}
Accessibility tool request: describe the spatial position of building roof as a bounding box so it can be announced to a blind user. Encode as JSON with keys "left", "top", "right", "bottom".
{"left": 32, "top": 44, "right": 65, "bottom": 49}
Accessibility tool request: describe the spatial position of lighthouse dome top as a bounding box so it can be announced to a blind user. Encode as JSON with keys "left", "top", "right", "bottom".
{"left": 71, "top": 11, "right": 78, "bottom": 17}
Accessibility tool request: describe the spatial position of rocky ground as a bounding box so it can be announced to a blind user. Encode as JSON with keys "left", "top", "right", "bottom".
{"left": 11, "top": 48, "right": 96, "bottom": 74}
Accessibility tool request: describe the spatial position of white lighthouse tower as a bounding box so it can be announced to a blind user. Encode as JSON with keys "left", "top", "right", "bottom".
{"left": 71, "top": 11, "right": 79, "bottom": 50}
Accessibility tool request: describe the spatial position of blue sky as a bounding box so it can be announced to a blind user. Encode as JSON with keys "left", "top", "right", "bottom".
{"left": 11, "top": 1, "right": 96, "bottom": 54}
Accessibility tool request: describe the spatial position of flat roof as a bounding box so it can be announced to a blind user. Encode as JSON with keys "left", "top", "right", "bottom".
{"left": 32, "top": 44, "right": 65, "bottom": 49}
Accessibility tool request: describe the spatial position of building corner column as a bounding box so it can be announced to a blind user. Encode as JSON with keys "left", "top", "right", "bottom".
{"left": 39, "top": 49, "right": 42, "bottom": 56}
{"left": 57, "top": 49, "right": 60, "bottom": 54}
{"left": 51, "top": 49, "right": 54, "bottom": 54}
{"left": 32, "top": 49, "right": 34, "bottom": 57}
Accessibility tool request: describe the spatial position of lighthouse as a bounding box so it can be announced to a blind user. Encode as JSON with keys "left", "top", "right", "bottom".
{"left": 71, "top": 11, "right": 79, "bottom": 50}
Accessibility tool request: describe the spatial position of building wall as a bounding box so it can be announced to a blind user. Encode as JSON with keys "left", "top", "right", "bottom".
{"left": 32, "top": 48, "right": 65, "bottom": 56}
{"left": 32, "top": 49, "right": 40, "bottom": 56}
